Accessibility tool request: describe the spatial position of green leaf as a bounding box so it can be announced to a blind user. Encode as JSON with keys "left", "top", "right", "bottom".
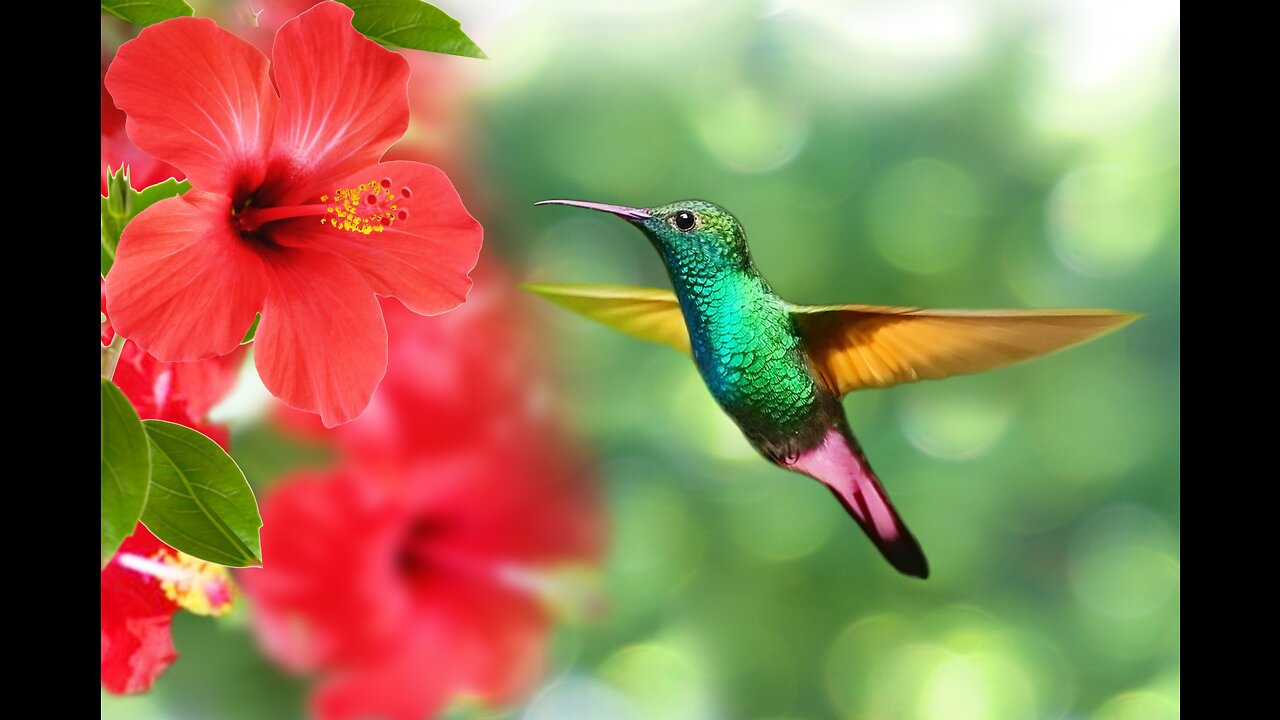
{"left": 102, "top": 379, "right": 151, "bottom": 566}
{"left": 101, "top": 168, "right": 190, "bottom": 276}
{"left": 101, "top": 0, "right": 193, "bottom": 26}
{"left": 141, "top": 420, "right": 263, "bottom": 567}
{"left": 339, "top": 0, "right": 486, "bottom": 59}
{"left": 241, "top": 314, "right": 260, "bottom": 345}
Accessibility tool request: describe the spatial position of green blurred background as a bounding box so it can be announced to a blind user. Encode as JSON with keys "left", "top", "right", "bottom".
{"left": 104, "top": 0, "right": 1179, "bottom": 717}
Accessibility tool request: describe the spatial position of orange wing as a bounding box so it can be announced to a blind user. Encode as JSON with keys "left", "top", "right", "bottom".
{"left": 792, "top": 304, "right": 1139, "bottom": 396}
{"left": 522, "top": 284, "right": 691, "bottom": 355}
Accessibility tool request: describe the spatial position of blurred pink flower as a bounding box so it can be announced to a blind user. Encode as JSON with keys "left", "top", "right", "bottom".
{"left": 242, "top": 264, "right": 604, "bottom": 720}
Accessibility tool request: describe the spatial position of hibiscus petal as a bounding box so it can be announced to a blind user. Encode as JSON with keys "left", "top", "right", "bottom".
{"left": 254, "top": 248, "right": 387, "bottom": 427}
{"left": 416, "top": 579, "right": 548, "bottom": 702}
{"left": 106, "top": 192, "right": 269, "bottom": 362}
{"left": 310, "top": 588, "right": 545, "bottom": 720}
{"left": 240, "top": 470, "right": 413, "bottom": 671}
{"left": 264, "top": 2, "right": 411, "bottom": 204}
{"left": 275, "top": 161, "right": 482, "bottom": 316}
{"left": 309, "top": 618, "right": 459, "bottom": 720}
{"left": 105, "top": 17, "right": 275, "bottom": 198}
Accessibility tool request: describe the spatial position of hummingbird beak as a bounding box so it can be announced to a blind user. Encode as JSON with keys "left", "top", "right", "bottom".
{"left": 534, "top": 199, "right": 651, "bottom": 222}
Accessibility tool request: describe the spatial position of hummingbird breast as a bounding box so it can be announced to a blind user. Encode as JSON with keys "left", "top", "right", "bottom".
{"left": 674, "top": 273, "right": 834, "bottom": 457}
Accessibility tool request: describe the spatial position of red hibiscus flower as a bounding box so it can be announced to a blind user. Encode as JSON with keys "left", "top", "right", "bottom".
{"left": 242, "top": 445, "right": 600, "bottom": 720}
{"left": 103, "top": 1, "right": 483, "bottom": 427}
{"left": 102, "top": 525, "right": 235, "bottom": 694}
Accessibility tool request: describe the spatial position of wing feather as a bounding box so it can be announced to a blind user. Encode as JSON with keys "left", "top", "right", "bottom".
{"left": 523, "top": 283, "right": 691, "bottom": 355}
{"left": 792, "top": 304, "right": 1139, "bottom": 396}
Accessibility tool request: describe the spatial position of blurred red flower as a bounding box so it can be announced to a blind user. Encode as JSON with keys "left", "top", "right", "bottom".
{"left": 103, "top": 283, "right": 247, "bottom": 426}
{"left": 245, "top": 452, "right": 599, "bottom": 720}
{"left": 242, "top": 265, "right": 604, "bottom": 720}
{"left": 103, "top": 1, "right": 483, "bottom": 427}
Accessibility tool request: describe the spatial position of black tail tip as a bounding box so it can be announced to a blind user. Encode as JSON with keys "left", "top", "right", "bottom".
{"left": 882, "top": 536, "right": 930, "bottom": 579}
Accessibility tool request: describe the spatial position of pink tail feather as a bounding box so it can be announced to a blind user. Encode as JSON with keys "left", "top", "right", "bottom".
{"left": 789, "top": 427, "right": 929, "bottom": 578}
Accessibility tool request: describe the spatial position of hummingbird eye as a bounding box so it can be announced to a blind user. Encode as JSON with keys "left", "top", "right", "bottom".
{"left": 671, "top": 210, "right": 697, "bottom": 231}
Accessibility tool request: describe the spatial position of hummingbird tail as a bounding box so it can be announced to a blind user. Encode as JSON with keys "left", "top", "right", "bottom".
{"left": 789, "top": 427, "right": 929, "bottom": 579}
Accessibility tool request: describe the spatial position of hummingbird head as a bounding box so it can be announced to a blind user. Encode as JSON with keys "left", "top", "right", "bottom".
{"left": 535, "top": 198, "right": 753, "bottom": 271}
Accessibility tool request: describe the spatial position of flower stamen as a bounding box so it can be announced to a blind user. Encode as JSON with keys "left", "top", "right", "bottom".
{"left": 321, "top": 178, "right": 410, "bottom": 235}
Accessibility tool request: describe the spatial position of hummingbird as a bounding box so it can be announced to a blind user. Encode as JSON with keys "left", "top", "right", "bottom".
{"left": 528, "top": 199, "right": 1138, "bottom": 578}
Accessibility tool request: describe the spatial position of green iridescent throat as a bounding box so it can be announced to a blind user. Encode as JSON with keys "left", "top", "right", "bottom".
{"left": 637, "top": 201, "right": 825, "bottom": 442}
